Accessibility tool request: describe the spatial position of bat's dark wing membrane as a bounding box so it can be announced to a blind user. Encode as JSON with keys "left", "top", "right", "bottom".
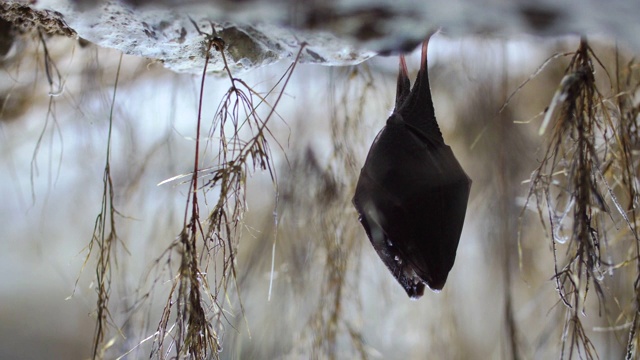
{"left": 354, "top": 37, "right": 471, "bottom": 298}
{"left": 353, "top": 121, "right": 471, "bottom": 297}
{"left": 353, "top": 168, "right": 427, "bottom": 298}
{"left": 388, "top": 139, "right": 471, "bottom": 291}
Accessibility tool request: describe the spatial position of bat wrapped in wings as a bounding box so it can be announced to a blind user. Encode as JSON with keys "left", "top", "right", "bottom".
{"left": 353, "top": 37, "right": 471, "bottom": 299}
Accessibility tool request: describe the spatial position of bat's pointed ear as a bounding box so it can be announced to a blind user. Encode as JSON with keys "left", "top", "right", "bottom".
{"left": 418, "top": 29, "right": 439, "bottom": 74}
{"left": 399, "top": 31, "right": 443, "bottom": 145}
{"left": 395, "top": 55, "right": 411, "bottom": 110}
{"left": 417, "top": 30, "right": 436, "bottom": 82}
{"left": 419, "top": 39, "right": 429, "bottom": 75}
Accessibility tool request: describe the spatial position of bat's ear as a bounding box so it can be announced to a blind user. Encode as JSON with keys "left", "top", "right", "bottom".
{"left": 395, "top": 55, "right": 410, "bottom": 109}
{"left": 419, "top": 39, "right": 429, "bottom": 76}
{"left": 413, "top": 35, "right": 433, "bottom": 102}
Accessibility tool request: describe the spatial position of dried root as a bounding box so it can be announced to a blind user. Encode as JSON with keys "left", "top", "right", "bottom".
{"left": 524, "top": 37, "right": 640, "bottom": 359}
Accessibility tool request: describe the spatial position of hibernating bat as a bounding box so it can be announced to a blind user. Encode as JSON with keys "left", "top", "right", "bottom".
{"left": 352, "top": 37, "right": 471, "bottom": 299}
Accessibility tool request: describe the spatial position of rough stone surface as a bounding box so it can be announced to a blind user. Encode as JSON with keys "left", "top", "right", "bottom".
{"left": 3, "top": 0, "right": 640, "bottom": 74}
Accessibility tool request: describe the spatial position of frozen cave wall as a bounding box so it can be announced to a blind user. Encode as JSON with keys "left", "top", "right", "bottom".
{"left": 1, "top": 0, "right": 640, "bottom": 74}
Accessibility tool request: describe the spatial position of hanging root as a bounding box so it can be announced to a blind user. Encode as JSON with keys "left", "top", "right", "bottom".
{"left": 148, "top": 21, "right": 306, "bottom": 360}
{"left": 524, "top": 37, "right": 640, "bottom": 359}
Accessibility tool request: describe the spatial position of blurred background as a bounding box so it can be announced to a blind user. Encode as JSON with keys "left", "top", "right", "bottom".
{"left": 0, "top": 30, "right": 638, "bottom": 359}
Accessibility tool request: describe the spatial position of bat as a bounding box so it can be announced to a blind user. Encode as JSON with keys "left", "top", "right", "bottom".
{"left": 353, "top": 36, "right": 471, "bottom": 299}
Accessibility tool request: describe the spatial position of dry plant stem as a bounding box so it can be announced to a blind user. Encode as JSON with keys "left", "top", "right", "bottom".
{"left": 615, "top": 47, "right": 640, "bottom": 360}
{"left": 151, "top": 22, "right": 306, "bottom": 358}
{"left": 37, "top": 28, "right": 64, "bottom": 95}
{"left": 553, "top": 39, "right": 601, "bottom": 360}
{"left": 296, "top": 66, "right": 372, "bottom": 359}
{"left": 87, "top": 53, "right": 124, "bottom": 360}
{"left": 498, "top": 44, "right": 520, "bottom": 360}
{"left": 172, "top": 34, "right": 218, "bottom": 359}
{"left": 522, "top": 37, "right": 640, "bottom": 359}
{"left": 30, "top": 29, "right": 64, "bottom": 204}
